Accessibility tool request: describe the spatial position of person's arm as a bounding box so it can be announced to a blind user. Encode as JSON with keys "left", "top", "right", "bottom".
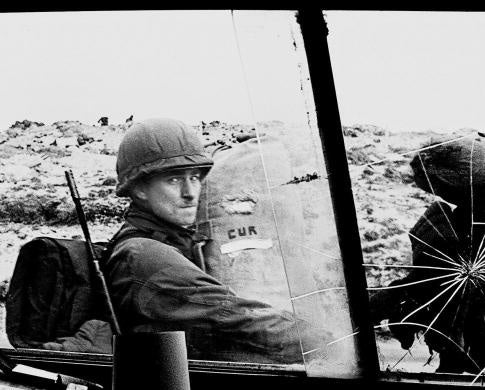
{"left": 106, "top": 237, "right": 323, "bottom": 362}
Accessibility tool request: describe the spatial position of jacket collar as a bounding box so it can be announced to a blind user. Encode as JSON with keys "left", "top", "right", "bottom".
{"left": 124, "top": 203, "right": 207, "bottom": 243}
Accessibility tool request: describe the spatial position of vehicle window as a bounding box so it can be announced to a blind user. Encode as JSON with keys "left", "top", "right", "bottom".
{"left": 0, "top": 10, "right": 362, "bottom": 378}
{"left": 327, "top": 10, "right": 485, "bottom": 383}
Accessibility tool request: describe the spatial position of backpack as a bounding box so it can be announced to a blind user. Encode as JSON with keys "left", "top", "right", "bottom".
{"left": 6, "top": 237, "right": 113, "bottom": 352}
{"left": 6, "top": 225, "right": 210, "bottom": 353}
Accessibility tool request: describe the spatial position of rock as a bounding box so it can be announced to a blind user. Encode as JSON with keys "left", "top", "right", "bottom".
{"left": 9, "top": 119, "right": 44, "bottom": 130}
{"left": 346, "top": 146, "right": 375, "bottom": 165}
{"left": 383, "top": 166, "right": 401, "bottom": 181}
{"left": 286, "top": 172, "right": 320, "bottom": 185}
{"left": 98, "top": 117, "right": 109, "bottom": 126}
{"left": 236, "top": 133, "right": 257, "bottom": 143}
{"left": 396, "top": 165, "right": 414, "bottom": 184}
{"left": 77, "top": 135, "right": 87, "bottom": 146}
{"left": 52, "top": 120, "right": 82, "bottom": 131}
{"left": 343, "top": 124, "right": 387, "bottom": 137}
{"left": 343, "top": 127, "right": 360, "bottom": 137}
{"left": 38, "top": 135, "right": 57, "bottom": 146}
{"left": 101, "top": 177, "right": 117, "bottom": 186}
{"left": 99, "top": 144, "right": 116, "bottom": 155}
{"left": 56, "top": 137, "right": 78, "bottom": 148}
{"left": 364, "top": 230, "right": 379, "bottom": 241}
{"left": 6, "top": 128, "right": 19, "bottom": 138}
{"left": 77, "top": 133, "right": 95, "bottom": 146}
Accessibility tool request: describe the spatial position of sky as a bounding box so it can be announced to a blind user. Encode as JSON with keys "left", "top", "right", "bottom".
{"left": 326, "top": 11, "right": 485, "bottom": 132}
{"left": 0, "top": 10, "right": 307, "bottom": 129}
{"left": 1, "top": 11, "right": 485, "bottom": 132}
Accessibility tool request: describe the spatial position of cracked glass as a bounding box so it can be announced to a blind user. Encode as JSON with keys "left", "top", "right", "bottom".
{"left": 0, "top": 10, "right": 361, "bottom": 379}
{"left": 327, "top": 10, "right": 485, "bottom": 384}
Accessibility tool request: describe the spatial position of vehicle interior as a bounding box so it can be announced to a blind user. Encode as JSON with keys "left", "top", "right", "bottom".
{"left": 0, "top": 7, "right": 484, "bottom": 390}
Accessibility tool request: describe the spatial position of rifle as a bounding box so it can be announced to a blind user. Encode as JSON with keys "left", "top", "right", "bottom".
{"left": 65, "top": 169, "right": 122, "bottom": 336}
{"left": 0, "top": 352, "right": 103, "bottom": 390}
{"left": 0, "top": 170, "right": 112, "bottom": 390}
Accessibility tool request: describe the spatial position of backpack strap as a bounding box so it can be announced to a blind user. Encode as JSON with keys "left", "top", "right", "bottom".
{"left": 103, "top": 223, "right": 211, "bottom": 272}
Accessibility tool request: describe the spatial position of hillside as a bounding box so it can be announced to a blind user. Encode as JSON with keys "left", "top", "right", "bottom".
{"left": 3, "top": 118, "right": 476, "bottom": 296}
{"left": 0, "top": 118, "right": 473, "bottom": 371}
{"left": 0, "top": 119, "right": 256, "bottom": 283}
{"left": 1, "top": 119, "right": 471, "bottom": 293}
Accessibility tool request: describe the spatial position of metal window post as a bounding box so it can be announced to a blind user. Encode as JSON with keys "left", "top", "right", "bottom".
{"left": 296, "top": 8, "right": 380, "bottom": 380}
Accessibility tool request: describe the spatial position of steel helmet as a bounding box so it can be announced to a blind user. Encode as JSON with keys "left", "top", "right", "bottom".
{"left": 116, "top": 118, "right": 213, "bottom": 197}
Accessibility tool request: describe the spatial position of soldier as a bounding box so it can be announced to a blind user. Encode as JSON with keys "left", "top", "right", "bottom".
{"left": 104, "top": 118, "right": 321, "bottom": 363}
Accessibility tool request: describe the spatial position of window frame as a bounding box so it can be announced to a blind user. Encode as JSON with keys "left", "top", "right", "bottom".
{"left": 2, "top": 6, "right": 483, "bottom": 389}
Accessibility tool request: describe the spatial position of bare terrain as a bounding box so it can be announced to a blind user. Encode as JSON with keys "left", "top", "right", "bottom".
{"left": 0, "top": 118, "right": 472, "bottom": 372}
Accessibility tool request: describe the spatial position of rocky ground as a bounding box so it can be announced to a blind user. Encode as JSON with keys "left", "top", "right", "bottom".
{"left": 0, "top": 119, "right": 257, "bottom": 286}
{"left": 343, "top": 124, "right": 475, "bottom": 287}
{"left": 0, "top": 118, "right": 474, "bottom": 372}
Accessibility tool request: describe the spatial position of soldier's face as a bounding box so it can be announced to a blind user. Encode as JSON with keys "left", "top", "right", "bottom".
{"left": 135, "top": 168, "right": 202, "bottom": 227}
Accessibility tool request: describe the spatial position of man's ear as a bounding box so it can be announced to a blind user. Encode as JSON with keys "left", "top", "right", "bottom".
{"left": 130, "top": 183, "right": 148, "bottom": 203}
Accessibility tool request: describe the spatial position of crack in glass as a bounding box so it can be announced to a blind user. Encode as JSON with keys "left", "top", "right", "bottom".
{"left": 346, "top": 131, "right": 485, "bottom": 381}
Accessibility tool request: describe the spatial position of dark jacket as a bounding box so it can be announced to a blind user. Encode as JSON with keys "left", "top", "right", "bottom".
{"left": 105, "top": 205, "right": 320, "bottom": 363}
{"left": 372, "top": 201, "right": 485, "bottom": 373}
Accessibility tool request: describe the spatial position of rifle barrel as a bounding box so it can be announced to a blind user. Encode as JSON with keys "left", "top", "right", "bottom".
{"left": 65, "top": 170, "right": 122, "bottom": 336}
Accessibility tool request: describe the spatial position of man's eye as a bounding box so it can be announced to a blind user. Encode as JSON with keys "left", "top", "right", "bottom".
{"left": 168, "top": 177, "right": 181, "bottom": 184}
{"left": 190, "top": 175, "right": 201, "bottom": 182}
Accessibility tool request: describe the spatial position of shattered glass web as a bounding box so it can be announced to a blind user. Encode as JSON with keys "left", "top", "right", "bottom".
{"left": 230, "top": 10, "right": 485, "bottom": 384}
{"left": 231, "top": 11, "right": 359, "bottom": 377}
{"left": 350, "top": 131, "right": 485, "bottom": 382}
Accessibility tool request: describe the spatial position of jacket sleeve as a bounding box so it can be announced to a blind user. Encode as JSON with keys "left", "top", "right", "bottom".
{"left": 105, "top": 237, "right": 324, "bottom": 363}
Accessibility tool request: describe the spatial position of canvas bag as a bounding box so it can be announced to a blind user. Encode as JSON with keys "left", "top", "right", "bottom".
{"left": 196, "top": 135, "right": 313, "bottom": 312}
{"left": 411, "top": 134, "right": 485, "bottom": 206}
{"left": 6, "top": 237, "right": 112, "bottom": 352}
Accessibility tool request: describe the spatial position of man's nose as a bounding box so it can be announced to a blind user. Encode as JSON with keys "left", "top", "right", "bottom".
{"left": 181, "top": 178, "right": 197, "bottom": 199}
